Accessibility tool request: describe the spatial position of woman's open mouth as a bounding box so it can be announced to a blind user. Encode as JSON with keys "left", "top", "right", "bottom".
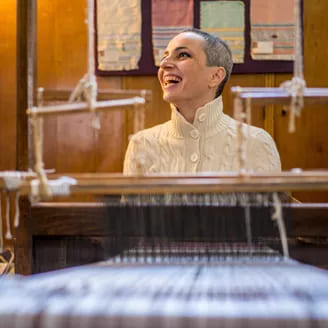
{"left": 164, "top": 75, "right": 182, "bottom": 88}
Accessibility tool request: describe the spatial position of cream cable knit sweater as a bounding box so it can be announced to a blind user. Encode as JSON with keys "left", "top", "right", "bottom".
{"left": 123, "top": 96, "right": 281, "bottom": 175}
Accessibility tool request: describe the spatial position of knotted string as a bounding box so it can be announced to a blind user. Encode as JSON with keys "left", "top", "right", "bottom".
{"left": 280, "top": 0, "right": 305, "bottom": 133}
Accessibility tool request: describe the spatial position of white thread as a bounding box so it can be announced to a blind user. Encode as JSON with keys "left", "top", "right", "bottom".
{"left": 0, "top": 171, "right": 34, "bottom": 233}
{"left": 31, "top": 113, "right": 52, "bottom": 199}
{"left": 272, "top": 192, "right": 289, "bottom": 258}
{"left": 5, "top": 192, "right": 12, "bottom": 240}
{"left": 14, "top": 192, "right": 20, "bottom": 228}
{"left": 233, "top": 89, "right": 247, "bottom": 174}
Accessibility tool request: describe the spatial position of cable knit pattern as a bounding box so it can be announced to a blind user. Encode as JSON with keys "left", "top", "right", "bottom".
{"left": 123, "top": 96, "right": 281, "bottom": 175}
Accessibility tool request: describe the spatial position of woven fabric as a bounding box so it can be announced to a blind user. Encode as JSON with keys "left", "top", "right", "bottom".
{"left": 152, "top": 0, "right": 194, "bottom": 66}
{"left": 1, "top": 261, "right": 328, "bottom": 327}
{"left": 96, "top": 0, "right": 142, "bottom": 70}
{"left": 200, "top": 1, "right": 245, "bottom": 63}
{"left": 251, "top": 0, "right": 296, "bottom": 60}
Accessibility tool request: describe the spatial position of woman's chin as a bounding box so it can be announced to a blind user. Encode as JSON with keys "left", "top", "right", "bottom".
{"left": 163, "top": 92, "right": 180, "bottom": 104}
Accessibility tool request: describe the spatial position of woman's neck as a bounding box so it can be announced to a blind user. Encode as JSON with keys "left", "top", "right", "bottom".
{"left": 174, "top": 96, "right": 215, "bottom": 124}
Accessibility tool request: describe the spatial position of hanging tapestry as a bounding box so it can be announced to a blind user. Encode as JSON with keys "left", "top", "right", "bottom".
{"left": 250, "top": 0, "right": 296, "bottom": 60}
{"left": 96, "top": 0, "right": 142, "bottom": 71}
{"left": 152, "top": 0, "right": 194, "bottom": 66}
{"left": 200, "top": 1, "right": 245, "bottom": 64}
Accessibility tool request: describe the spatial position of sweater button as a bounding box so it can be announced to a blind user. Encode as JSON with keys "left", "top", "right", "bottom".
{"left": 198, "top": 113, "right": 206, "bottom": 122}
{"left": 190, "top": 129, "right": 200, "bottom": 139}
{"left": 190, "top": 153, "right": 199, "bottom": 162}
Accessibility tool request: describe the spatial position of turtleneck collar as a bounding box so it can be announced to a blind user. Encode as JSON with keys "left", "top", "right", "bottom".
{"left": 169, "top": 96, "right": 230, "bottom": 138}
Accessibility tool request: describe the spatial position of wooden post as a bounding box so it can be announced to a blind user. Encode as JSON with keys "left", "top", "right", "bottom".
{"left": 15, "top": 0, "right": 37, "bottom": 275}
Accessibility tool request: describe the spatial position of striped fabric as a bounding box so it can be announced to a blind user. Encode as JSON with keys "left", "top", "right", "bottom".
{"left": 2, "top": 261, "right": 328, "bottom": 327}
{"left": 200, "top": 1, "right": 245, "bottom": 63}
{"left": 152, "top": 0, "right": 194, "bottom": 66}
{"left": 96, "top": 0, "right": 142, "bottom": 71}
{"left": 251, "top": 0, "right": 296, "bottom": 60}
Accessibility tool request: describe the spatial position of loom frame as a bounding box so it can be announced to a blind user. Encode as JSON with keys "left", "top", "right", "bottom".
{"left": 10, "top": 0, "right": 328, "bottom": 275}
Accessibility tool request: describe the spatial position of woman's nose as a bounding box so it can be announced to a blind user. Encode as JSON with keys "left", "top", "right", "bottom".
{"left": 159, "top": 55, "right": 174, "bottom": 69}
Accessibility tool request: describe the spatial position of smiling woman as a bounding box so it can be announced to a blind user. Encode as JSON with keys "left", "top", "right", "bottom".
{"left": 157, "top": 32, "right": 225, "bottom": 123}
{"left": 124, "top": 29, "right": 281, "bottom": 175}
{"left": 123, "top": 28, "right": 281, "bottom": 175}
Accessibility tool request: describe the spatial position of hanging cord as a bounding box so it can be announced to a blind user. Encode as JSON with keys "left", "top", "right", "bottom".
{"left": 133, "top": 90, "right": 147, "bottom": 134}
{"left": 13, "top": 192, "right": 20, "bottom": 229}
{"left": 3, "top": 191, "right": 20, "bottom": 240}
{"left": 0, "top": 171, "right": 35, "bottom": 238}
{"left": 280, "top": 0, "right": 305, "bottom": 133}
{"left": 30, "top": 89, "right": 52, "bottom": 200}
{"left": 272, "top": 192, "right": 289, "bottom": 258}
{"left": 233, "top": 88, "right": 247, "bottom": 174}
{"left": 69, "top": 0, "right": 99, "bottom": 129}
{"left": 5, "top": 192, "right": 11, "bottom": 240}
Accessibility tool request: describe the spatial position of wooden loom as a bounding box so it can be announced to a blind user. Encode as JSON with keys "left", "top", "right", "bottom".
{"left": 2, "top": 0, "right": 328, "bottom": 275}
{"left": 2, "top": 2, "right": 328, "bottom": 327}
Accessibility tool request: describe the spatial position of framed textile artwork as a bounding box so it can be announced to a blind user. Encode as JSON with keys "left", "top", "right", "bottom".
{"left": 95, "top": 0, "right": 302, "bottom": 76}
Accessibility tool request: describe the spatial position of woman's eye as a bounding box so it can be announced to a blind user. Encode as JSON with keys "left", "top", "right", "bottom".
{"left": 178, "top": 52, "right": 191, "bottom": 59}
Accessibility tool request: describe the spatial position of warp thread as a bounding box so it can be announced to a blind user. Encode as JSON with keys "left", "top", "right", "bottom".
{"left": 272, "top": 192, "right": 289, "bottom": 258}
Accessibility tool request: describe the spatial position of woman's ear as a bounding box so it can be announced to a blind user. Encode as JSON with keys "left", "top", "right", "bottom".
{"left": 209, "top": 67, "right": 226, "bottom": 89}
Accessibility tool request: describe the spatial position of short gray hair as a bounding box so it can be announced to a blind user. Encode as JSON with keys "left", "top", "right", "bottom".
{"left": 182, "top": 28, "right": 233, "bottom": 98}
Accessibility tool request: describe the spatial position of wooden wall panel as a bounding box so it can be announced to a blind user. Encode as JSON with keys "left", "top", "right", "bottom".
{"left": 37, "top": 0, "right": 125, "bottom": 173}
{"left": 0, "top": 1, "right": 16, "bottom": 250}
{"left": 223, "top": 74, "right": 267, "bottom": 130}
{"left": 0, "top": 1, "right": 16, "bottom": 170}
{"left": 123, "top": 76, "right": 170, "bottom": 129}
{"left": 272, "top": 0, "right": 328, "bottom": 202}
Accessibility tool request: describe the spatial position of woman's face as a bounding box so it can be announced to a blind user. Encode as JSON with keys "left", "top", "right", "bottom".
{"left": 158, "top": 32, "right": 218, "bottom": 110}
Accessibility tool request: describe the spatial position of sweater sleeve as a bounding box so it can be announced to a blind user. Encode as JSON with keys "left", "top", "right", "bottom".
{"left": 247, "top": 129, "right": 281, "bottom": 173}
{"left": 123, "top": 133, "right": 154, "bottom": 175}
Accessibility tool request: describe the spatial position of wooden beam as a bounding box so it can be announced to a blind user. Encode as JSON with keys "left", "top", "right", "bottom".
{"left": 26, "top": 97, "right": 145, "bottom": 117}
{"left": 4, "top": 172, "right": 328, "bottom": 196}
{"left": 15, "top": 0, "right": 37, "bottom": 275}
{"left": 16, "top": 0, "right": 37, "bottom": 170}
{"left": 231, "top": 87, "right": 328, "bottom": 106}
{"left": 41, "top": 88, "right": 152, "bottom": 102}
{"left": 30, "top": 202, "right": 328, "bottom": 238}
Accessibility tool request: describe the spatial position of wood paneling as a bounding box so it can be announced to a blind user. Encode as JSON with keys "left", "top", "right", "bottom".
{"left": 272, "top": 0, "right": 328, "bottom": 202}
{"left": 38, "top": 0, "right": 125, "bottom": 173}
{"left": 223, "top": 74, "right": 267, "bottom": 129}
{"left": 123, "top": 76, "right": 170, "bottom": 129}
{"left": 0, "top": 1, "right": 16, "bottom": 170}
